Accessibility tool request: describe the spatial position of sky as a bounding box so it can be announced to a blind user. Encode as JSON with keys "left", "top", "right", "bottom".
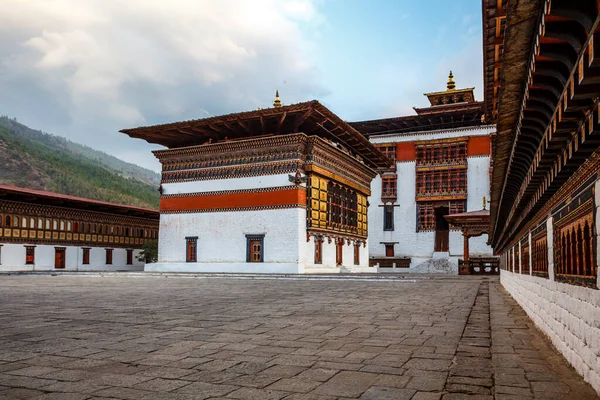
{"left": 0, "top": 0, "right": 483, "bottom": 172}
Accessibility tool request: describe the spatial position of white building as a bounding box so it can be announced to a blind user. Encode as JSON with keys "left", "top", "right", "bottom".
{"left": 0, "top": 185, "right": 159, "bottom": 271}
{"left": 351, "top": 74, "right": 495, "bottom": 273}
{"left": 121, "top": 99, "right": 391, "bottom": 273}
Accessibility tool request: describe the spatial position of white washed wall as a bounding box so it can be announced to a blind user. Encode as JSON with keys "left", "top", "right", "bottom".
{"left": 501, "top": 271, "right": 600, "bottom": 394}
{"left": 151, "top": 208, "right": 304, "bottom": 273}
{"left": 369, "top": 125, "right": 495, "bottom": 144}
{"left": 0, "top": 243, "right": 143, "bottom": 271}
{"left": 162, "top": 174, "right": 292, "bottom": 195}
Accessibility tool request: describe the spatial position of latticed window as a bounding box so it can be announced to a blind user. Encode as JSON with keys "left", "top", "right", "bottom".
{"left": 532, "top": 231, "right": 548, "bottom": 277}
{"left": 375, "top": 144, "right": 396, "bottom": 161}
{"left": 417, "top": 201, "right": 464, "bottom": 231}
{"left": 307, "top": 175, "right": 368, "bottom": 237}
{"left": 416, "top": 169, "right": 467, "bottom": 197}
{"left": 381, "top": 175, "right": 397, "bottom": 198}
{"left": 553, "top": 198, "right": 596, "bottom": 287}
{"left": 415, "top": 141, "right": 467, "bottom": 166}
{"left": 186, "top": 237, "right": 197, "bottom": 262}
{"left": 521, "top": 240, "right": 530, "bottom": 274}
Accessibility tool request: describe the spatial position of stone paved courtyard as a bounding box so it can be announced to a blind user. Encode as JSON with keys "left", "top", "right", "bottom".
{"left": 0, "top": 275, "right": 596, "bottom": 400}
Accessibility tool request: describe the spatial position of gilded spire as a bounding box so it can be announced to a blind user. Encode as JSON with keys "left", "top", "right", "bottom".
{"left": 447, "top": 71, "right": 456, "bottom": 90}
{"left": 273, "top": 90, "right": 282, "bottom": 108}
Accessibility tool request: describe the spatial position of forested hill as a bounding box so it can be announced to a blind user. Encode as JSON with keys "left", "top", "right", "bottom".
{"left": 0, "top": 116, "right": 160, "bottom": 209}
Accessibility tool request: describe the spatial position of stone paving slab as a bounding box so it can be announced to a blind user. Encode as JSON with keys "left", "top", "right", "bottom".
{"left": 0, "top": 275, "right": 596, "bottom": 399}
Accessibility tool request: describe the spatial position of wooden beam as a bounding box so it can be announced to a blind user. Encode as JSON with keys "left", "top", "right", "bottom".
{"left": 276, "top": 112, "right": 287, "bottom": 133}
{"left": 294, "top": 109, "right": 313, "bottom": 132}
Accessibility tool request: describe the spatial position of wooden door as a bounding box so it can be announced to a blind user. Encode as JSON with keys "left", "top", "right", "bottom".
{"left": 434, "top": 206, "right": 449, "bottom": 252}
{"left": 248, "top": 238, "right": 263, "bottom": 262}
{"left": 54, "top": 248, "right": 65, "bottom": 269}
{"left": 336, "top": 242, "right": 343, "bottom": 265}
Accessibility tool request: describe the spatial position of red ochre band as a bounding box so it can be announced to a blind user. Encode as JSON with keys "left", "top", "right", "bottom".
{"left": 160, "top": 188, "right": 307, "bottom": 212}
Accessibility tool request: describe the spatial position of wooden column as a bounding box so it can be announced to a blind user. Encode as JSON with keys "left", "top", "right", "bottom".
{"left": 463, "top": 232, "right": 470, "bottom": 261}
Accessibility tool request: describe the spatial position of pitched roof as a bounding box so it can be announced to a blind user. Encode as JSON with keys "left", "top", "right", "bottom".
{"left": 121, "top": 101, "right": 392, "bottom": 169}
{"left": 0, "top": 185, "right": 159, "bottom": 219}
{"left": 350, "top": 102, "right": 486, "bottom": 136}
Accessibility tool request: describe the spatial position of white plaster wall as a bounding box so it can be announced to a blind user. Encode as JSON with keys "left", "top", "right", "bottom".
{"left": 163, "top": 174, "right": 292, "bottom": 195}
{"left": 300, "top": 236, "right": 370, "bottom": 272}
{"left": 369, "top": 125, "right": 495, "bottom": 144}
{"left": 153, "top": 208, "right": 303, "bottom": 273}
{"left": 368, "top": 157, "right": 493, "bottom": 261}
{"left": 501, "top": 271, "right": 600, "bottom": 394}
{"left": 0, "top": 243, "right": 143, "bottom": 271}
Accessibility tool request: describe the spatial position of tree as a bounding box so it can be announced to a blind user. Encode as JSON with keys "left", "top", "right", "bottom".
{"left": 137, "top": 239, "right": 158, "bottom": 263}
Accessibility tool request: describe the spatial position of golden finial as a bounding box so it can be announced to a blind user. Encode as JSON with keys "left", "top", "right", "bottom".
{"left": 273, "top": 90, "right": 282, "bottom": 108}
{"left": 482, "top": 196, "right": 487, "bottom": 210}
{"left": 447, "top": 71, "right": 456, "bottom": 90}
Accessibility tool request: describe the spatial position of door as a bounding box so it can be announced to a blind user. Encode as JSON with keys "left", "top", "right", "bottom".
{"left": 54, "top": 248, "right": 66, "bottom": 269}
{"left": 434, "top": 206, "right": 449, "bottom": 252}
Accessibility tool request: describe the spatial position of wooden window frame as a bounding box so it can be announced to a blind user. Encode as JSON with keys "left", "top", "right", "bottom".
{"left": 105, "top": 248, "right": 113, "bottom": 265}
{"left": 314, "top": 237, "right": 323, "bottom": 264}
{"left": 385, "top": 243, "right": 395, "bottom": 257}
{"left": 381, "top": 175, "right": 397, "bottom": 198}
{"left": 82, "top": 247, "right": 90, "bottom": 265}
{"left": 186, "top": 236, "right": 198, "bottom": 262}
{"left": 383, "top": 205, "right": 394, "bottom": 231}
{"left": 246, "top": 234, "right": 265, "bottom": 263}
{"left": 25, "top": 245, "right": 35, "bottom": 265}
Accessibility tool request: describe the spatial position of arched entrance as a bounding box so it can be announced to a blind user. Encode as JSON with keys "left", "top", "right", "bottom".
{"left": 434, "top": 206, "right": 449, "bottom": 252}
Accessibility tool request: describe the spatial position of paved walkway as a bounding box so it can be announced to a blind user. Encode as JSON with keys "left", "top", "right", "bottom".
{"left": 0, "top": 275, "right": 596, "bottom": 399}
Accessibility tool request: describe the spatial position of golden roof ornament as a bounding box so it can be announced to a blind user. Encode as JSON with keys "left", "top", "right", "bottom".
{"left": 482, "top": 196, "right": 487, "bottom": 210}
{"left": 273, "top": 90, "right": 282, "bottom": 108}
{"left": 447, "top": 71, "right": 456, "bottom": 90}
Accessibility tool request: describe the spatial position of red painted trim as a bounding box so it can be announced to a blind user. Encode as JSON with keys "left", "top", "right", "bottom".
{"left": 160, "top": 188, "right": 306, "bottom": 211}
{"left": 468, "top": 136, "right": 491, "bottom": 156}
{"left": 396, "top": 142, "right": 416, "bottom": 161}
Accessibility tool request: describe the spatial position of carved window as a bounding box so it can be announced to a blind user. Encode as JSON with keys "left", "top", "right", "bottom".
{"left": 186, "top": 236, "right": 197, "bottom": 262}
{"left": 354, "top": 243, "right": 360, "bottom": 265}
{"left": 307, "top": 176, "right": 367, "bottom": 237}
{"left": 22, "top": 217, "right": 27, "bottom": 228}
{"left": 29, "top": 218, "right": 34, "bottom": 229}
{"left": 381, "top": 175, "right": 397, "bottom": 198}
{"left": 532, "top": 232, "right": 548, "bottom": 277}
{"left": 25, "top": 246, "right": 35, "bottom": 265}
{"left": 105, "top": 249, "right": 113, "bottom": 265}
{"left": 314, "top": 237, "right": 323, "bottom": 264}
{"left": 416, "top": 141, "right": 466, "bottom": 166}
{"left": 416, "top": 169, "right": 466, "bottom": 198}
{"left": 417, "top": 201, "right": 464, "bottom": 231}
{"left": 383, "top": 205, "right": 394, "bottom": 231}
{"left": 385, "top": 243, "right": 395, "bottom": 257}
{"left": 246, "top": 235, "right": 264, "bottom": 263}
{"left": 4, "top": 215, "right": 10, "bottom": 227}
{"left": 375, "top": 144, "right": 396, "bottom": 161}
{"left": 38, "top": 218, "right": 43, "bottom": 229}
{"left": 554, "top": 199, "right": 596, "bottom": 287}
{"left": 82, "top": 248, "right": 90, "bottom": 265}
{"left": 126, "top": 249, "right": 133, "bottom": 265}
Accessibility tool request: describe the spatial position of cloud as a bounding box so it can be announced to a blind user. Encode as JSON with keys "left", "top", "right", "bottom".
{"left": 0, "top": 0, "right": 326, "bottom": 171}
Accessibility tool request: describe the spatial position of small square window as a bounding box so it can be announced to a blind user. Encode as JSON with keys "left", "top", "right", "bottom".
{"left": 186, "top": 237, "right": 198, "bottom": 262}
{"left": 246, "top": 235, "right": 264, "bottom": 263}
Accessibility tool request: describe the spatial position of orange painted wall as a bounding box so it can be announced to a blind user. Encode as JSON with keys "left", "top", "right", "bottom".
{"left": 396, "top": 142, "right": 416, "bottom": 161}
{"left": 161, "top": 188, "right": 306, "bottom": 211}
{"left": 468, "top": 136, "right": 491, "bottom": 156}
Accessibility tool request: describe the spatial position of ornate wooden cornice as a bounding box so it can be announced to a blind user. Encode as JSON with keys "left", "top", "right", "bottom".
{"left": 122, "top": 101, "right": 392, "bottom": 170}
{"left": 489, "top": 0, "right": 600, "bottom": 249}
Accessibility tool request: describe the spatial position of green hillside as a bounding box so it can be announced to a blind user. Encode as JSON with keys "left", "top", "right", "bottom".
{"left": 0, "top": 116, "right": 160, "bottom": 209}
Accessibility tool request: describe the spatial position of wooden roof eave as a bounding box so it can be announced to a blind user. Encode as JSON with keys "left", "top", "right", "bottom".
{"left": 488, "top": 0, "right": 545, "bottom": 247}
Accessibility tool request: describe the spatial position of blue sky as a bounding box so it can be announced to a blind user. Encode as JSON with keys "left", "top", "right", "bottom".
{"left": 0, "top": 0, "right": 483, "bottom": 171}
